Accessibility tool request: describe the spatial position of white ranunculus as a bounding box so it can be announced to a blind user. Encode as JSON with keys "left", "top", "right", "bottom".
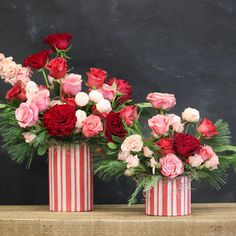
{"left": 75, "top": 92, "right": 89, "bottom": 107}
{"left": 25, "top": 81, "right": 39, "bottom": 99}
{"left": 75, "top": 110, "right": 87, "bottom": 129}
{"left": 121, "top": 134, "right": 143, "bottom": 153}
{"left": 143, "top": 146, "right": 153, "bottom": 157}
{"left": 89, "top": 90, "right": 104, "bottom": 103}
{"left": 96, "top": 99, "right": 112, "bottom": 113}
{"left": 182, "top": 107, "right": 200, "bottom": 123}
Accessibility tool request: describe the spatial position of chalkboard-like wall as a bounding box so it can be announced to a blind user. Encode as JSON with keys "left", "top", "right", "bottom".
{"left": 0, "top": 0, "right": 236, "bottom": 204}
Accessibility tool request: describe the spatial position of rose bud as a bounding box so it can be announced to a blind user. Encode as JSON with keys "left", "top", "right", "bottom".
{"left": 119, "top": 105, "right": 138, "bottom": 126}
{"left": 86, "top": 68, "right": 107, "bottom": 88}
{"left": 75, "top": 92, "right": 89, "bottom": 107}
{"left": 89, "top": 89, "right": 104, "bottom": 103}
{"left": 46, "top": 57, "right": 67, "bottom": 79}
{"left": 197, "top": 118, "right": 219, "bottom": 139}
{"left": 96, "top": 99, "right": 112, "bottom": 113}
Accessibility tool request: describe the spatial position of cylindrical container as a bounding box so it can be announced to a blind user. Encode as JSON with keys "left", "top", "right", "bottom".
{"left": 48, "top": 143, "right": 93, "bottom": 212}
{"left": 145, "top": 176, "right": 191, "bottom": 216}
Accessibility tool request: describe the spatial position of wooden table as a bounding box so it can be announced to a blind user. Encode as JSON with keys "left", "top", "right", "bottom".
{"left": 0, "top": 204, "right": 235, "bottom": 236}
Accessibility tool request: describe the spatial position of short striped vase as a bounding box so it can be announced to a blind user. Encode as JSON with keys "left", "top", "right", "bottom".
{"left": 145, "top": 176, "right": 191, "bottom": 216}
{"left": 48, "top": 143, "right": 93, "bottom": 212}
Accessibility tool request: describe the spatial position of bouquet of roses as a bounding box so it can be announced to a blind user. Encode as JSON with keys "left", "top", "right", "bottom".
{"left": 0, "top": 33, "right": 136, "bottom": 168}
{"left": 95, "top": 92, "right": 236, "bottom": 207}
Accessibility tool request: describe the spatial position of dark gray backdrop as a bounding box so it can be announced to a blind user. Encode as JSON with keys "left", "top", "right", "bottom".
{"left": 0, "top": 0, "right": 236, "bottom": 204}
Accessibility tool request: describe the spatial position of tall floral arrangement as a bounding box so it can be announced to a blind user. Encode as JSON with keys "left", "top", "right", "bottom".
{"left": 0, "top": 33, "right": 136, "bottom": 168}
{"left": 95, "top": 92, "right": 236, "bottom": 205}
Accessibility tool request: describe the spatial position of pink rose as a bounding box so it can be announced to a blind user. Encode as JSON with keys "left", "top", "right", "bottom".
{"left": 22, "top": 132, "right": 36, "bottom": 143}
{"left": 126, "top": 155, "right": 139, "bottom": 168}
{"left": 82, "top": 114, "right": 103, "bottom": 137}
{"left": 205, "top": 154, "right": 219, "bottom": 170}
{"left": 146, "top": 92, "right": 176, "bottom": 110}
{"left": 62, "top": 73, "right": 82, "bottom": 96}
{"left": 15, "top": 103, "right": 38, "bottom": 128}
{"left": 99, "top": 84, "right": 115, "bottom": 101}
{"left": 198, "top": 145, "right": 214, "bottom": 161}
{"left": 148, "top": 114, "right": 172, "bottom": 135}
{"left": 119, "top": 105, "right": 138, "bottom": 126}
{"left": 29, "top": 89, "right": 50, "bottom": 112}
{"left": 160, "top": 153, "right": 184, "bottom": 179}
{"left": 86, "top": 68, "right": 107, "bottom": 88}
{"left": 188, "top": 154, "right": 204, "bottom": 167}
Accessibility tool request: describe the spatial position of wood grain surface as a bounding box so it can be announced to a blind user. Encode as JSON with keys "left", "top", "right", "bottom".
{"left": 0, "top": 203, "right": 235, "bottom": 236}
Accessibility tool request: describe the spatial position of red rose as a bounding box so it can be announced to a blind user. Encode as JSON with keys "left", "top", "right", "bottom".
{"left": 62, "top": 97, "right": 77, "bottom": 110}
{"left": 43, "top": 33, "right": 72, "bottom": 51}
{"left": 197, "top": 118, "right": 219, "bottom": 139}
{"left": 86, "top": 68, "right": 107, "bottom": 88}
{"left": 156, "top": 138, "right": 174, "bottom": 155}
{"left": 105, "top": 111, "right": 127, "bottom": 142}
{"left": 107, "top": 78, "right": 131, "bottom": 104}
{"left": 42, "top": 104, "right": 77, "bottom": 137}
{"left": 23, "top": 50, "right": 52, "bottom": 70}
{"left": 119, "top": 105, "right": 138, "bottom": 126}
{"left": 5, "top": 83, "right": 26, "bottom": 102}
{"left": 173, "top": 133, "right": 200, "bottom": 157}
{"left": 46, "top": 57, "right": 67, "bottom": 79}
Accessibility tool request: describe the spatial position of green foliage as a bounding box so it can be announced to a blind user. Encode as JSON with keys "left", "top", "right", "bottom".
{"left": 94, "top": 160, "right": 127, "bottom": 182}
{"left": 128, "top": 175, "right": 161, "bottom": 205}
{"left": 0, "top": 108, "right": 50, "bottom": 168}
{"left": 219, "top": 154, "right": 236, "bottom": 172}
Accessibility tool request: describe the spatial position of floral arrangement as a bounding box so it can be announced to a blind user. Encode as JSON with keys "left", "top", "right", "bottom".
{"left": 0, "top": 33, "right": 138, "bottom": 167}
{"left": 95, "top": 92, "right": 236, "bottom": 204}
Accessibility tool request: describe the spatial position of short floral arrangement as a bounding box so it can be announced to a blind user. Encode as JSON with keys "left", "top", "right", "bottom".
{"left": 0, "top": 33, "right": 136, "bottom": 167}
{"left": 95, "top": 92, "right": 236, "bottom": 205}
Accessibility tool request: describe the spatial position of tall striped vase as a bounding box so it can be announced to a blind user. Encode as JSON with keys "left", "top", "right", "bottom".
{"left": 145, "top": 176, "right": 191, "bottom": 216}
{"left": 48, "top": 143, "right": 93, "bottom": 212}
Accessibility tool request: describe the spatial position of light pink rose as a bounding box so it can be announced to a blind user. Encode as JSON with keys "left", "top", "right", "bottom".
{"left": 126, "top": 155, "right": 139, "bottom": 168}
{"left": 188, "top": 154, "right": 204, "bottom": 167}
{"left": 148, "top": 114, "right": 172, "bottom": 135}
{"left": 62, "top": 73, "right": 82, "bottom": 96}
{"left": 146, "top": 92, "right": 176, "bottom": 110}
{"left": 15, "top": 102, "right": 38, "bottom": 128}
{"left": 99, "top": 84, "right": 115, "bottom": 101}
{"left": 22, "top": 132, "right": 36, "bottom": 143}
{"left": 143, "top": 146, "right": 153, "bottom": 157}
{"left": 117, "top": 151, "right": 130, "bottom": 161}
{"left": 29, "top": 89, "right": 50, "bottom": 112}
{"left": 160, "top": 153, "right": 184, "bottom": 179}
{"left": 82, "top": 114, "right": 103, "bottom": 137}
{"left": 167, "top": 114, "right": 184, "bottom": 133}
{"left": 205, "top": 154, "right": 219, "bottom": 170}
{"left": 121, "top": 135, "right": 143, "bottom": 152}
{"left": 199, "top": 145, "right": 214, "bottom": 161}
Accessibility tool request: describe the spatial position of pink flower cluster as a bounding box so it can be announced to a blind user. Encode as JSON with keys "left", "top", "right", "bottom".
{"left": 0, "top": 54, "right": 31, "bottom": 85}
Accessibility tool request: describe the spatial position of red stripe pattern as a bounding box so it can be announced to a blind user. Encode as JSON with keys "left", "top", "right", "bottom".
{"left": 145, "top": 176, "right": 191, "bottom": 216}
{"left": 48, "top": 144, "right": 93, "bottom": 212}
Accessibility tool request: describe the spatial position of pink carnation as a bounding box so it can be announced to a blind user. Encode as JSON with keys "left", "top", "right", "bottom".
{"left": 29, "top": 89, "right": 50, "bottom": 112}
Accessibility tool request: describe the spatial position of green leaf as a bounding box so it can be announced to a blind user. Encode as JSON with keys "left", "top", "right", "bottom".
{"left": 111, "top": 135, "right": 123, "bottom": 144}
{"left": 136, "top": 102, "right": 152, "bottom": 109}
{"left": 0, "top": 104, "right": 6, "bottom": 109}
{"left": 214, "top": 145, "right": 236, "bottom": 153}
{"left": 107, "top": 142, "right": 118, "bottom": 150}
{"left": 53, "top": 80, "right": 60, "bottom": 96}
{"left": 37, "top": 145, "right": 48, "bottom": 156}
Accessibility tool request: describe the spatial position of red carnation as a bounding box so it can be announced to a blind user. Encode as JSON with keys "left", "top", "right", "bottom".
{"left": 107, "top": 78, "right": 131, "bottom": 104}
{"left": 46, "top": 57, "right": 67, "bottom": 79}
{"left": 104, "top": 111, "right": 127, "bottom": 142}
{"left": 43, "top": 33, "right": 72, "bottom": 51}
{"left": 42, "top": 104, "right": 77, "bottom": 137}
{"left": 156, "top": 138, "right": 174, "bottom": 155}
{"left": 173, "top": 133, "right": 200, "bottom": 158}
{"left": 5, "top": 83, "right": 26, "bottom": 102}
{"left": 197, "top": 118, "right": 219, "bottom": 139}
{"left": 23, "top": 50, "right": 52, "bottom": 70}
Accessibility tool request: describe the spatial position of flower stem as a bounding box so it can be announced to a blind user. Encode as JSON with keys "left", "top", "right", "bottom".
{"left": 41, "top": 69, "right": 52, "bottom": 94}
{"left": 60, "top": 79, "right": 63, "bottom": 101}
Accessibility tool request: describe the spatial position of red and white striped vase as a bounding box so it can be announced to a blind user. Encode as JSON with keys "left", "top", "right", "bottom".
{"left": 145, "top": 176, "right": 191, "bottom": 216}
{"left": 48, "top": 143, "right": 93, "bottom": 212}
